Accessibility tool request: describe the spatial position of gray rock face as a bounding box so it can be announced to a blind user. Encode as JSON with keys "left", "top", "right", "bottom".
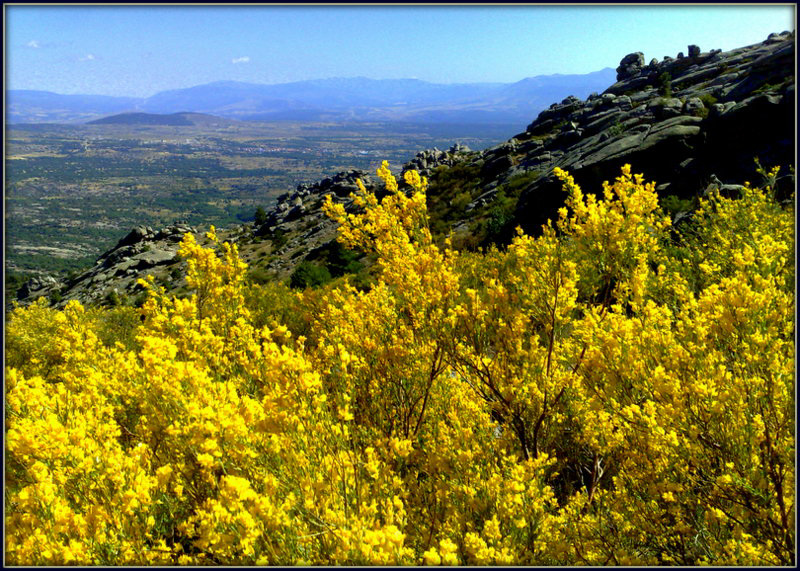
{"left": 402, "top": 143, "right": 476, "bottom": 179}
{"left": 683, "top": 97, "right": 705, "bottom": 115}
{"left": 252, "top": 144, "right": 477, "bottom": 276}
{"left": 646, "top": 97, "right": 682, "bottom": 120}
{"left": 615, "top": 95, "right": 633, "bottom": 110}
{"left": 765, "top": 31, "right": 793, "bottom": 44}
{"left": 616, "top": 52, "right": 645, "bottom": 81}
{"left": 255, "top": 169, "right": 376, "bottom": 235}
{"left": 16, "top": 275, "right": 62, "bottom": 303}
{"left": 134, "top": 249, "right": 177, "bottom": 268}
{"left": 606, "top": 31, "right": 794, "bottom": 99}
{"left": 481, "top": 153, "right": 515, "bottom": 177}
{"left": 116, "top": 226, "right": 151, "bottom": 249}
{"left": 16, "top": 222, "right": 198, "bottom": 308}
{"left": 485, "top": 32, "right": 793, "bottom": 236}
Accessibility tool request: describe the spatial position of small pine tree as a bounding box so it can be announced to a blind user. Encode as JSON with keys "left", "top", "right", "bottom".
{"left": 254, "top": 206, "right": 268, "bottom": 227}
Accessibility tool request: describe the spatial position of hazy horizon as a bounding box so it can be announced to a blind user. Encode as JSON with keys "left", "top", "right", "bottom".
{"left": 7, "top": 68, "right": 619, "bottom": 99}
{"left": 6, "top": 4, "right": 795, "bottom": 98}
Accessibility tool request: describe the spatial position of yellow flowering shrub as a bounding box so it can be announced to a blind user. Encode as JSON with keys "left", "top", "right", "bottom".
{"left": 5, "top": 161, "right": 794, "bottom": 565}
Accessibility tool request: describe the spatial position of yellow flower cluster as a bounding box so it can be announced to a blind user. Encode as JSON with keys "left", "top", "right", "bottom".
{"left": 5, "top": 162, "right": 793, "bottom": 565}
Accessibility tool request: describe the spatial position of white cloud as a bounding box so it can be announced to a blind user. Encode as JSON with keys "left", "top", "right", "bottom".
{"left": 232, "top": 56, "right": 250, "bottom": 64}
{"left": 79, "top": 54, "right": 96, "bottom": 61}
{"left": 27, "top": 40, "right": 40, "bottom": 48}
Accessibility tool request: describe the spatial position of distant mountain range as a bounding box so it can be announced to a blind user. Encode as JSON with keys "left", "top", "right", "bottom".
{"left": 8, "top": 69, "right": 616, "bottom": 125}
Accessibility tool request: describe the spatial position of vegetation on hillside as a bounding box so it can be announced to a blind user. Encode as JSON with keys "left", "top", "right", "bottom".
{"left": 424, "top": 163, "right": 542, "bottom": 250}
{"left": 5, "top": 161, "right": 794, "bottom": 565}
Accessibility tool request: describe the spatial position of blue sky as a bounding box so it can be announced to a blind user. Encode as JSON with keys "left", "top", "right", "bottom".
{"left": 6, "top": 4, "right": 796, "bottom": 97}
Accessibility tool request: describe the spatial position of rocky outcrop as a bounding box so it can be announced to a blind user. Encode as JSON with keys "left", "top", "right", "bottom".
{"left": 256, "top": 169, "right": 374, "bottom": 235}
{"left": 16, "top": 275, "right": 62, "bottom": 303}
{"left": 247, "top": 170, "right": 377, "bottom": 275}
{"left": 497, "top": 32, "right": 794, "bottom": 234}
{"left": 17, "top": 223, "right": 197, "bottom": 308}
{"left": 402, "top": 143, "right": 473, "bottom": 179}
{"left": 616, "top": 52, "right": 645, "bottom": 81}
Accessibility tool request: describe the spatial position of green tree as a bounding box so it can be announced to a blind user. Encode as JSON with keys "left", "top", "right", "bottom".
{"left": 254, "top": 206, "right": 268, "bottom": 227}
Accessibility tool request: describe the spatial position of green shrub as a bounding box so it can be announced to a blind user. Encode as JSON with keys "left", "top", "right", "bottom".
{"left": 501, "top": 170, "right": 541, "bottom": 198}
{"left": 290, "top": 261, "right": 332, "bottom": 289}
{"left": 323, "top": 243, "right": 364, "bottom": 278}
{"left": 699, "top": 93, "right": 718, "bottom": 107}
{"left": 660, "top": 194, "right": 697, "bottom": 217}
{"left": 423, "top": 162, "right": 485, "bottom": 242}
{"left": 657, "top": 72, "right": 673, "bottom": 98}
{"left": 270, "top": 229, "right": 288, "bottom": 250}
{"left": 753, "top": 81, "right": 783, "bottom": 95}
{"left": 244, "top": 279, "right": 304, "bottom": 333}
{"left": 290, "top": 241, "right": 365, "bottom": 285}
{"left": 105, "top": 289, "right": 123, "bottom": 307}
{"left": 483, "top": 189, "right": 517, "bottom": 245}
{"left": 4, "top": 271, "right": 27, "bottom": 309}
{"left": 132, "top": 291, "right": 149, "bottom": 308}
{"left": 451, "top": 191, "right": 472, "bottom": 213}
{"left": 93, "top": 305, "right": 140, "bottom": 350}
{"left": 248, "top": 266, "right": 273, "bottom": 285}
{"left": 607, "top": 121, "right": 625, "bottom": 138}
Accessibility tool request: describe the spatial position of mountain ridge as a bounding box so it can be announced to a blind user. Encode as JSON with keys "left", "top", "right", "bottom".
{"left": 86, "top": 111, "right": 241, "bottom": 127}
{"left": 8, "top": 69, "right": 616, "bottom": 125}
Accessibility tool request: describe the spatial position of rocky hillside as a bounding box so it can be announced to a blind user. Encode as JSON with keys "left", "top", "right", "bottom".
{"left": 17, "top": 224, "right": 196, "bottom": 308}
{"left": 14, "top": 32, "right": 795, "bottom": 310}
{"left": 507, "top": 32, "right": 795, "bottom": 233}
